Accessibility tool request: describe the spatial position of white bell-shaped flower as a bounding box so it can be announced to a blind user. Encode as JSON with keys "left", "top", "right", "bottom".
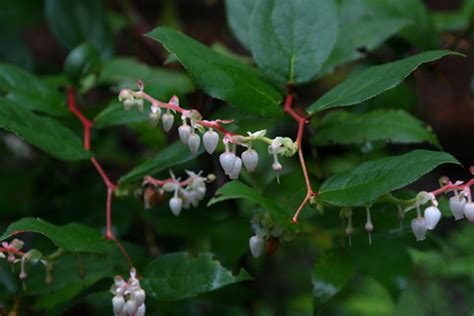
{"left": 169, "top": 197, "right": 183, "bottom": 216}
{"left": 242, "top": 149, "right": 259, "bottom": 172}
{"left": 203, "top": 130, "right": 219, "bottom": 154}
{"left": 178, "top": 125, "right": 191, "bottom": 144}
{"left": 411, "top": 217, "right": 428, "bottom": 241}
{"left": 424, "top": 206, "right": 441, "bottom": 230}
{"left": 229, "top": 157, "right": 242, "bottom": 180}
{"left": 133, "top": 288, "right": 146, "bottom": 306}
{"left": 449, "top": 195, "right": 466, "bottom": 220}
{"left": 148, "top": 105, "right": 161, "bottom": 127}
{"left": 136, "top": 99, "right": 144, "bottom": 113}
{"left": 125, "top": 299, "right": 138, "bottom": 315}
{"left": 219, "top": 152, "right": 236, "bottom": 175}
{"left": 464, "top": 202, "right": 474, "bottom": 222}
{"left": 112, "top": 296, "right": 125, "bottom": 315}
{"left": 187, "top": 133, "right": 201, "bottom": 155}
{"left": 161, "top": 112, "right": 174, "bottom": 132}
{"left": 136, "top": 303, "right": 146, "bottom": 316}
{"left": 249, "top": 235, "right": 264, "bottom": 258}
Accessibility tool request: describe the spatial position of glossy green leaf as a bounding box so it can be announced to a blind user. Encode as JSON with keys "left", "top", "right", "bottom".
{"left": 119, "top": 141, "right": 204, "bottom": 184}
{"left": 0, "top": 217, "right": 111, "bottom": 254}
{"left": 146, "top": 27, "right": 283, "bottom": 117}
{"left": 322, "top": 0, "right": 411, "bottom": 74}
{"left": 317, "top": 149, "right": 459, "bottom": 206}
{"left": 0, "top": 63, "right": 66, "bottom": 116}
{"left": 97, "top": 57, "right": 194, "bottom": 100}
{"left": 208, "top": 181, "right": 298, "bottom": 232}
{"left": 312, "top": 251, "right": 354, "bottom": 309}
{"left": 225, "top": 0, "right": 255, "bottom": 49}
{"left": 94, "top": 100, "right": 150, "bottom": 129}
{"left": 249, "top": 0, "right": 338, "bottom": 85}
{"left": 307, "top": 50, "right": 461, "bottom": 114}
{"left": 143, "top": 252, "right": 252, "bottom": 301}
{"left": 312, "top": 110, "right": 440, "bottom": 147}
{"left": 44, "top": 0, "right": 113, "bottom": 57}
{"left": 0, "top": 98, "right": 90, "bottom": 161}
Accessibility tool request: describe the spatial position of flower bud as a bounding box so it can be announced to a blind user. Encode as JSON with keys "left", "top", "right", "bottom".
{"left": 424, "top": 206, "right": 441, "bottom": 230}
{"left": 365, "top": 222, "right": 374, "bottom": 233}
{"left": 125, "top": 299, "right": 138, "bottom": 315}
{"left": 219, "top": 152, "right": 236, "bottom": 175}
{"left": 229, "top": 157, "right": 242, "bottom": 180}
{"left": 162, "top": 112, "right": 174, "bottom": 132}
{"left": 464, "top": 202, "right": 474, "bottom": 222}
{"left": 136, "top": 99, "right": 144, "bottom": 112}
{"left": 411, "top": 217, "right": 428, "bottom": 241}
{"left": 112, "top": 296, "right": 125, "bottom": 315}
{"left": 449, "top": 195, "right": 466, "bottom": 220}
{"left": 178, "top": 125, "right": 191, "bottom": 144}
{"left": 187, "top": 133, "right": 201, "bottom": 155}
{"left": 148, "top": 106, "right": 161, "bottom": 127}
{"left": 242, "top": 149, "right": 259, "bottom": 172}
{"left": 136, "top": 303, "right": 146, "bottom": 316}
{"left": 249, "top": 235, "right": 264, "bottom": 258}
{"left": 134, "top": 289, "right": 146, "bottom": 306}
{"left": 203, "top": 130, "right": 219, "bottom": 154}
{"left": 272, "top": 161, "right": 282, "bottom": 172}
{"left": 169, "top": 197, "right": 183, "bottom": 216}
{"left": 123, "top": 99, "right": 134, "bottom": 111}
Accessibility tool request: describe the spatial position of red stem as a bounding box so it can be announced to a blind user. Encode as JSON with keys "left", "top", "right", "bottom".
{"left": 143, "top": 176, "right": 189, "bottom": 187}
{"left": 0, "top": 247, "right": 25, "bottom": 256}
{"left": 67, "top": 88, "right": 132, "bottom": 267}
{"left": 431, "top": 178, "right": 474, "bottom": 196}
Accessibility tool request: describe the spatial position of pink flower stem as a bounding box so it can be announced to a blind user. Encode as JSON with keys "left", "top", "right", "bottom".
{"left": 431, "top": 178, "right": 474, "bottom": 196}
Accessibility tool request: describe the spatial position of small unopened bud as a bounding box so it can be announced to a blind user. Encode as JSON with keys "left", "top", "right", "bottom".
{"left": 143, "top": 187, "right": 157, "bottom": 209}
{"left": 424, "top": 206, "right": 441, "bottom": 230}
{"left": 123, "top": 99, "right": 134, "bottom": 111}
{"left": 464, "top": 202, "right": 474, "bottom": 222}
{"left": 242, "top": 149, "right": 259, "bottom": 172}
{"left": 206, "top": 174, "right": 216, "bottom": 183}
{"left": 229, "top": 157, "right": 242, "bottom": 180}
{"left": 19, "top": 271, "right": 27, "bottom": 280}
{"left": 136, "top": 99, "right": 144, "bottom": 112}
{"left": 178, "top": 125, "right": 192, "bottom": 144}
{"left": 203, "top": 130, "right": 219, "bottom": 154}
{"left": 449, "top": 195, "right": 466, "bottom": 220}
{"left": 169, "top": 197, "right": 183, "bottom": 216}
{"left": 249, "top": 235, "right": 264, "bottom": 258}
{"left": 187, "top": 133, "right": 201, "bottom": 155}
{"left": 162, "top": 112, "right": 174, "bottom": 132}
{"left": 272, "top": 161, "right": 282, "bottom": 172}
{"left": 149, "top": 106, "right": 161, "bottom": 127}
{"left": 411, "top": 217, "right": 428, "bottom": 241}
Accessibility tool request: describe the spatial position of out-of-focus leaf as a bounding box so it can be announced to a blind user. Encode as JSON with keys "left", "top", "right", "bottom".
{"left": 97, "top": 57, "right": 194, "bottom": 100}
{"left": 225, "top": 0, "right": 255, "bottom": 49}
{"left": 94, "top": 100, "right": 150, "bottom": 129}
{"left": 307, "top": 51, "right": 461, "bottom": 114}
{"left": 208, "top": 181, "right": 299, "bottom": 232}
{"left": 0, "top": 217, "right": 111, "bottom": 254}
{"left": 312, "top": 110, "right": 440, "bottom": 147}
{"left": 0, "top": 31, "right": 34, "bottom": 71}
{"left": 0, "top": 98, "right": 89, "bottom": 161}
{"left": 146, "top": 27, "right": 283, "bottom": 117}
{"left": 0, "top": 63, "right": 66, "bottom": 116}
{"left": 322, "top": 0, "right": 411, "bottom": 74}
{"left": 143, "top": 252, "right": 252, "bottom": 301}
{"left": 119, "top": 141, "right": 204, "bottom": 184}
{"left": 318, "top": 150, "right": 459, "bottom": 206}
{"left": 44, "top": 0, "right": 113, "bottom": 57}
{"left": 433, "top": 0, "right": 474, "bottom": 32}
{"left": 0, "top": 1, "right": 42, "bottom": 29}
{"left": 312, "top": 251, "right": 355, "bottom": 309}
{"left": 249, "top": 0, "right": 338, "bottom": 84}
{"left": 64, "top": 43, "right": 101, "bottom": 82}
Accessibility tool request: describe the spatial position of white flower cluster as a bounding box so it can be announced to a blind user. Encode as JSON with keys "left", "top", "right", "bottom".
{"left": 111, "top": 268, "right": 146, "bottom": 316}
{"left": 249, "top": 213, "right": 284, "bottom": 258}
{"left": 411, "top": 186, "right": 473, "bottom": 241}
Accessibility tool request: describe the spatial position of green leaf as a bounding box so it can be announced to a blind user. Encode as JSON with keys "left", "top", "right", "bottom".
{"left": 249, "top": 0, "right": 338, "bottom": 85}
{"left": 0, "top": 217, "right": 111, "bottom": 254}
{"left": 44, "top": 0, "right": 113, "bottom": 57}
{"left": 312, "top": 251, "right": 355, "bottom": 309}
{"left": 0, "top": 98, "right": 90, "bottom": 161}
{"left": 0, "top": 63, "right": 66, "bottom": 116}
{"left": 94, "top": 100, "right": 150, "bottom": 129}
{"left": 119, "top": 141, "right": 204, "bottom": 184}
{"left": 208, "top": 181, "right": 298, "bottom": 232}
{"left": 307, "top": 50, "right": 461, "bottom": 114}
{"left": 64, "top": 42, "right": 101, "bottom": 82}
{"left": 312, "top": 110, "right": 440, "bottom": 147}
{"left": 322, "top": 0, "right": 411, "bottom": 74}
{"left": 317, "top": 149, "right": 459, "bottom": 206}
{"left": 146, "top": 27, "right": 283, "bottom": 117}
{"left": 97, "top": 57, "right": 195, "bottom": 101}
{"left": 225, "top": 0, "right": 255, "bottom": 49}
{"left": 142, "top": 252, "right": 252, "bottom": 301}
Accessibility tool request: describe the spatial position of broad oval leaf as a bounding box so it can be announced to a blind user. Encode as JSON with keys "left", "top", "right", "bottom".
{"left": 142, "top": 252, "right": 252, "bottom": 301}
{"left": 312, "top": 110, "right": 440, "bottom": 147}
{"left": 0, "top": 63, "right": 66, "bottom": 116}
{"left": 317, "top": 149, "right": 459, "bottom": 206}
{"left": 119, "top": 141, "right": 204, "bottom": 184}
{"left": 225, "top": 0, "right": 255, "bottom": 49}
{"left": 44, "top": 0, "right": 113, "bottom": 57}
{"left": 307, "top": 50, "right": 462, "bottom": 115}
{"left": 249, "top": 0, "right": 338, "bottom": 85}
{"left": 0, "top": 217, "right": 111, "bottom": 254}
{"left": 208, "top": 181, "right": 299, "bottom": 232}
{"left": 146, "top": 27, "right": 283, "bottom": 118}
{"left": 0, "top": 98, "right": 90, "bottom": 161}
